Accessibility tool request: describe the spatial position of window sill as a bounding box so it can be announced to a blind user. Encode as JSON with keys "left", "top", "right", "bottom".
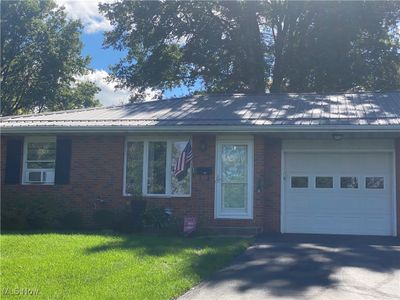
{"left": 215, "top": 214, "right": 253, "bottom": 220}
{"left": 21, "top": 182, "right": 55, "bottom": 186}
{"left": 123, "top": 193, "right": 191, "bottom": 198}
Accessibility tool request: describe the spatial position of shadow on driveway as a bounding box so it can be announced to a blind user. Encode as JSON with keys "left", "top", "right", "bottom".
{"left": 180, "top": 234, "right": 400, "bottom": 299}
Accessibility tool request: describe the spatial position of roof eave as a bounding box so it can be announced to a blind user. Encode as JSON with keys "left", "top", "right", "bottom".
{"left": 1, "top": 124, "right": 400, "bottom": 134}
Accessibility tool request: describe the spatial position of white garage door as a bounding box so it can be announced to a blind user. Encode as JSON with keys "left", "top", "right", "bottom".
{"left": 283, "top": 152, "right": 395, "bottom": 236}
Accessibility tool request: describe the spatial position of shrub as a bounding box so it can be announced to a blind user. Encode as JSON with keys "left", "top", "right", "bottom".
{"left": 130, "top": 198, "right": 146, "bottom": 232}
{"left": 143, "top": 207, "right": 169, "bottom": 230}
{"left": 114, "top": 208, "right": 134, "bottom": 233}
{"left": 164, "top": 215, "right": 183, "bottom": 235}
{"left": 92, "top": 209, "right": 116, "bottom": 230}
{"left": 1, "top": 197, "right": 28, "bottom": 230}
{"left": 25, "top": 197, "right": 64, "bottom": 229}
{"left": 1, "top": 196, "right": 63, "bottom": 230}
{"left": 59, "top": 211, "right": 84, "bottom": 231}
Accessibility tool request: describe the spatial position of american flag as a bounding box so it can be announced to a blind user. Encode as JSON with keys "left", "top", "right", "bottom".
{"left": 174, "top": 140, "right": 193, "bottom": 181}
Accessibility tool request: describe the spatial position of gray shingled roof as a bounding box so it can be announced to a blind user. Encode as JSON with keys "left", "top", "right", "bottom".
{"left": 1, "top": 92, "right": 400, "bottom": 132}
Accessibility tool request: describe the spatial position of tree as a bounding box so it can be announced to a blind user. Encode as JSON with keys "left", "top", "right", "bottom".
{"left": 100, "top": 0, "right": 400, "bottom": 99}
{"left": 1, "top": 0, "right": 100, "bottom": 116}
{"left": 99, "top": 0, "right": 267, "bottom": 100}
{"left": 267, "top": 1, "right": 400, "bottom": 92}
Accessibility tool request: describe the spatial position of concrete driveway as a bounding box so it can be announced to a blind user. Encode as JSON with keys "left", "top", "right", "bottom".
{"left": 180, "top": 234, "right": 400, "bottom": 300}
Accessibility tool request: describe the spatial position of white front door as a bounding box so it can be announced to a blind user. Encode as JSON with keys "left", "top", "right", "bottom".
{"left": 215, "top": 138, "right": 253, "bottom": 219}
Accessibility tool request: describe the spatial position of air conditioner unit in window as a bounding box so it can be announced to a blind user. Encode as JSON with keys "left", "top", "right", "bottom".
{"left": 25, "top": 170, "right": 55, "bottom": 183}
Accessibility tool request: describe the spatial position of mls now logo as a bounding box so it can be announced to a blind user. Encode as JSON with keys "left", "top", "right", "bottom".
{"left": 3, "top": 288, "right": 39, "bottom": 296}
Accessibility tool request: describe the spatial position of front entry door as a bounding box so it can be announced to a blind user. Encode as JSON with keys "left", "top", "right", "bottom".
{"left": 215, "top": 138, "right": 253, "bottom": 219}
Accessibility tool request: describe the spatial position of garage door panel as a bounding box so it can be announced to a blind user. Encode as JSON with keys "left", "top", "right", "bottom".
{"left": 285, "top": 214, "right": 392, "bottom": 235}
{"left": 283, "top": 151, "right": 394, "bottom": 236}
{"left": 285, "top": 198, "right": 392, "bottom": 215}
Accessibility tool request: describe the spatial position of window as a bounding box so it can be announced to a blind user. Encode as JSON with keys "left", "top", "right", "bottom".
{"left": 125, "top": 141, "right": 144, "bottom": 195}
{"left": 147, "top": 142, "right": 167, "bottom": 194}
{"left": 291, "top": 176, "right": 308, "bottom": 188}
{"left": 366, "top": 177, "right": 384, "bottom": 189}
{"left": 341, "top": 177, "right": 358, "bottom": 188}
{"left": 124, "top": 138, "right": 192, "bottom": 196}
{"left": 315, "top": 176, "right": 333, "bottom": 188}
{"left": 23, "top": 137, "right": 56, "bottom": 184}
{"left": 171, "top": 141, "right": 191, "bottom": 195}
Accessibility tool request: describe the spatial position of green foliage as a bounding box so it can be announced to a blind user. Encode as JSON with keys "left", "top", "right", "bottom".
{"left": 59, "top": 211, "right": 84, "bottom": 230}
{"left": 130, "top": 199, "right": 147, "bottom": 231}
{"left": 92, "top": 209, "right": 116, "bottom": 230}
{"left": 99, "top": 1, "right": 266, "bottom": 100}
{"left": 143, "top": 207, "right": 169, "bottom": 230}
{"left": 1, "top": 197, "right": 29, "bottom": 230}
{"left": 1, "top": 196, "right": 64, "bottom": 230}
{"left": 1, "top": 0, "right": 100, "bottom": 116}
{"left": 100, "top": 0, "right": 400, "bottom": 98}
{"left": 143, "top": 206, "right": 183, "bottom": 235}
{"left": 267, "top": 1, "right": 400, "bottom": 92}
{"left": 50, "top": 81, "right": 101, "bottom": 111}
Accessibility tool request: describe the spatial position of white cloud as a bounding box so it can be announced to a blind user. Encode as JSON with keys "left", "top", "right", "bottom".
{"left": 78, "top": 69, "right": 130, "bottom": 106}
{"left": 78, "top": 70, "right": 160, "bottom": 106}
{"left": 55, "top": 0, "right": 113, "bottom": 33}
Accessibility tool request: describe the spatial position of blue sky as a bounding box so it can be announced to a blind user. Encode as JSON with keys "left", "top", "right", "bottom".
{"left": 81, "top": 32, "right": 123, "bottom": 72}
{"left": 57, "top": 0, "right": 198, "bottom": 106}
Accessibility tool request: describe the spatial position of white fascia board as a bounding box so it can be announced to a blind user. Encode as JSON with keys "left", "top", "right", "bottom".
{"left": 1, "top": 125, "right": 400, "bottom": 134}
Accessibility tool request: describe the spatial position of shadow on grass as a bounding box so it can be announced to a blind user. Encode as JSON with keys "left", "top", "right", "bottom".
{"left": 83, "top": 233, "right": 251, "bottom": 280}
{"left": 198, "top": 234, "right": 400, "bottom": 297}
{"left": 2, "top": 230, "right": 250, "bottom": 282}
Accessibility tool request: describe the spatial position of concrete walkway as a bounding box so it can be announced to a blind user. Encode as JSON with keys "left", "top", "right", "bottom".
{"left": 180, "top": 234, "right": 400, "bottom": 300}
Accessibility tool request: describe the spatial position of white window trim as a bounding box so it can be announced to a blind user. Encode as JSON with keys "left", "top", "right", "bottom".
{"left": 214, "top": 136, "right": 254, "bottom": 219}
{"left": 22, "top": 136, "right": 56, "bottom": 185}
{"left": 123, "top": 136, "right": 192, "bottom": 197}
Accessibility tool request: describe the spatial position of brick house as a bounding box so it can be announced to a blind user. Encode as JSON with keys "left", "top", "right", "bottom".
{"left": 1, "top": 92, "right": 400, "bottom": 236}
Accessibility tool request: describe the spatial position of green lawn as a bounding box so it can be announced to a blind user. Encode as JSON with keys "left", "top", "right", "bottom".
{"left": 1, "top": 233, "right": 250, "bottom": 299}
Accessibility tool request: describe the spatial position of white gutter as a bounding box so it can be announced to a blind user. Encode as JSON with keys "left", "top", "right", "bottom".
{"left": 1, "top": 125, "right": 400, "bottom": 134}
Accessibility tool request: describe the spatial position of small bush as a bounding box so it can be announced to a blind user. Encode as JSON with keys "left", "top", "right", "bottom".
{"left": 26, "top": 197, "right": 64, "bottom": 229}
{"left": 59, "top": 211, "right": 84, "bottom": 230}
{"left": 114, "top": 208, "right": 134, "bottom": 233}
{"left": 131, "top": 199, "right": 147, "bottom": 232}
{"left": 143, "top": 207, "right": 169, "bottom": 230}
{"left": 164, "top": 216, "right": 183, "bottom": 235}
{"left": 1, "top": 197, "right": 28, "bottom": 230}
{"left": 92, "top": 209, "right": 116, "bottom": 230}
{"left": 1, "top": 196, "right": 63, "bottom": 230}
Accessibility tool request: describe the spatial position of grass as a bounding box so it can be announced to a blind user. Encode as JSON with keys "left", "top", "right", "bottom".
{"left": 1, "top": 232, "right": 250, "bottom": 299}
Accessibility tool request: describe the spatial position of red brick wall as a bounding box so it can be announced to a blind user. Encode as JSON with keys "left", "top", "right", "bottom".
{"left": 396, "top": 139, "right": 400, "bottom": 236}
{"left": 1, "top": 135, "right": 127, "bottom": 223}
{"left": 1, "top": 134, "right": 283, "bottom": 231}
{"left": 3, "top": 134, "right": 398, "bottom": 235}
{"left": 263, "top": 138, "right": 282, "bottom": 233}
